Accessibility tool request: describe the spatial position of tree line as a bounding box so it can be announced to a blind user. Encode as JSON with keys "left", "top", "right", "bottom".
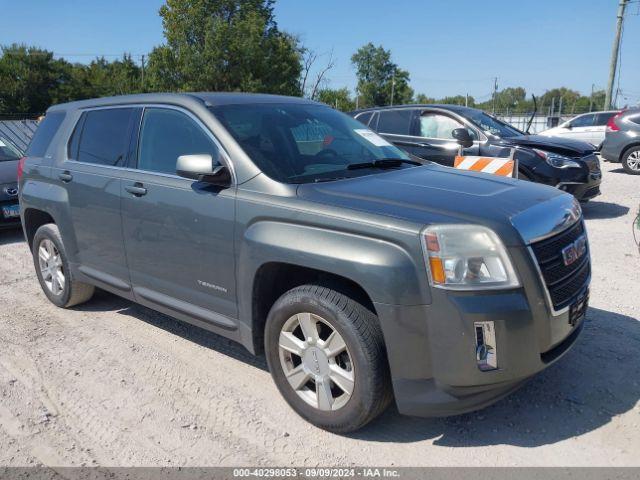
{"left": 0, "top": 0, "right": 608, "bottom": 117}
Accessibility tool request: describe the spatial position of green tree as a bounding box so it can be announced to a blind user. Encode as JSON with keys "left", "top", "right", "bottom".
{"left": 0, "top": 44, "right": 66, "bottom": 115}
{"left": 317, "top": 88, "right": 355, "bottom": 112}
{"left": 351, "top": 43, "right": 413, "bottom": 107}
{"left": 439, "top": 95, "right": 474, "bottom": 107}
{"left": 414, "top": 93, "right": 436, "bottom": 104}
{"left": 146, "top": 0, "right": 302, "bottom": 94}
{"left": 540, "top": 87, "right": 580, "bottom": 113}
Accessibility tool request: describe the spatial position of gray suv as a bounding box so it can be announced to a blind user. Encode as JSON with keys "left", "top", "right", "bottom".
{"left": 600, "top": 108, "right": 640, "bottom": 174}
{"left": 19, "top": 93, "right": 591, "bottom": 432}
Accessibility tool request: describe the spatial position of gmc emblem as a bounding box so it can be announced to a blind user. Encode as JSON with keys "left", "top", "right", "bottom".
{"left": 561, "top": 234, "right": 587, "bottom": 267}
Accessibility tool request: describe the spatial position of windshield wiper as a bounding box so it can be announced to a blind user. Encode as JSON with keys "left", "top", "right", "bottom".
{"left": 346, "top": 158, "right": 421, "bottom": 170}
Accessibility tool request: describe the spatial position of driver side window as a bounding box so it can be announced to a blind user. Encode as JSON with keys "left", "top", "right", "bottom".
{"left": 137, "top": 108, "right": 219, "bottom": 175}
{"left": 419, "top": 113, "right": 476, "bottom": 140}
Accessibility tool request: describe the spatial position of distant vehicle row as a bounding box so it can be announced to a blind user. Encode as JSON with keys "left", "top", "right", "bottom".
{"left": 0, "top": 134, "right": 22, "bottom": 229}
{"left": 350, "top": 104, "right": 602, "bottom": 202}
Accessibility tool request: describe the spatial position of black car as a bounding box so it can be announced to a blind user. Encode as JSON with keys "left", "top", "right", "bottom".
{"left": 350, "top": 105, "right": 602, "bottom": 202}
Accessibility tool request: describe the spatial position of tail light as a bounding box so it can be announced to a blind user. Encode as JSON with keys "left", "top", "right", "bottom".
{"left": 17, "top": 157, "right": 26, "bottom": 181}
{"left": 606, "top": 111, "right": 623, "bottom": 132}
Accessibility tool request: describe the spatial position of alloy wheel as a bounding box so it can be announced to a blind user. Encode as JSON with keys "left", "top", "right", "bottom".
{"left": 278, "top": 312, "right": 354, "bottom": 411}
{"left": 38, "top": 239, "right": 65, "bottom": 295}
{"left": 626, "top": 151, "right": 640, "bottom": 171}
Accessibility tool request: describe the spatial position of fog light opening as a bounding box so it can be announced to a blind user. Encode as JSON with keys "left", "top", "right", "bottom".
{"left": 475, "top": 321, "right": 498, "bottom": 371}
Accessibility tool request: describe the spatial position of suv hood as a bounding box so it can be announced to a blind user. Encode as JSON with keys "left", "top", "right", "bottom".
{"left": 297, "top": 164, "right": 566, "bottom": 246}
{"left": 498, "top": 134, "right": 595, "bottom": 157}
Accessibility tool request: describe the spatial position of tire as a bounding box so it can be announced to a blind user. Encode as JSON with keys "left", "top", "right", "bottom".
{"left": 32, "top": 223, "right": 95, "bottom": 308}
{"left": 621, "top": 146, "right": 640, "bottom": 175}
{"left": 265, "top": 284, "right": 392, "bottom": 433}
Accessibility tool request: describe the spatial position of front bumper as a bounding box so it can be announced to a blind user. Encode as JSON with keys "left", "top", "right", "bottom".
{"left": 375, "top": 235, "right": 588, "bottom": 417}
{"left": 533, "top": 153, "right": 602, "bottom": 202}
{"left": 0, "top": 183, "right": 21, "bottom": 229}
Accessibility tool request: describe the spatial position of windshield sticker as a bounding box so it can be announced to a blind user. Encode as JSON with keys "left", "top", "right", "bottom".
{"left": 0, "top": 140, "right": 6, "bottom": 147}
{"left": 354, "top": 129, "right": 393, "bottom": 147}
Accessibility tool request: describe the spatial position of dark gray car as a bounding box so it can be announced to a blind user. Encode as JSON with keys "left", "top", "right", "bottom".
{"left": 0, "top": 134, "right": 22, "bottom": 229}
{"left": 600, "top": 108, "right": 640, "bottom": 174}
{"left": 19, "top": 93, "right": 591, "bottom": 432}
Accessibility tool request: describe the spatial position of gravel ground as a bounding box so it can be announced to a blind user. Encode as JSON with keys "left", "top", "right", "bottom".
{"left": 0, "top": 161, "right": 638, "bottom": 467}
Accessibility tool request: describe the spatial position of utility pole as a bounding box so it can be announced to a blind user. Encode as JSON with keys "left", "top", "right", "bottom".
{"left": 465, "top": 93, "right": 469, "bottom": 107}
{"left": 355, "top": 87, "right": 359, "bottom": 110}
{"left": 141, "top": 54, "right": 146, "bottom": 89}
{"left": 390, "top": 70, "right": 396, "bottom": 106}
{"left": 605, "top": 0, "right": 628, "bottom": 110}
{"left": 491, "top": 77, "right": 498, "bottom": 114}
{"left": 589, "top": 83, "right": 595, "bottom": 112}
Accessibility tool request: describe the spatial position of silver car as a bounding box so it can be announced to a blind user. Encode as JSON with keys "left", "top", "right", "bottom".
{"left": 600, "top": 109, "right": 640, "bottom": 175}
{"left": 540, "top": 110, "right": 619, "bottom": 148}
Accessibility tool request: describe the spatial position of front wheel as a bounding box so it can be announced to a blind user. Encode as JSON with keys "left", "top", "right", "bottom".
{"left": 265, "top": 285, "right": 392, "bottom": 433}
{"left": 622, "top": 147, "right": 640, "bottom": 175}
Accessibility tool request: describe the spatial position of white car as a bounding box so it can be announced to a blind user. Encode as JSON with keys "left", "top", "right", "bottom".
{"left": 540, "top": 110, "right": 619, "bottom": 148}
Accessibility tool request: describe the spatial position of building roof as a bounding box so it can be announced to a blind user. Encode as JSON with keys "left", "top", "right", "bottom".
{"left": 0, "top": 119, "right": 39, "bottom": 154}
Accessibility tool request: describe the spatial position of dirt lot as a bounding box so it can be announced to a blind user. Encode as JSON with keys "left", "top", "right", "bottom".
{"left": 0, "top": 161, "right": 638, "bottom": 467}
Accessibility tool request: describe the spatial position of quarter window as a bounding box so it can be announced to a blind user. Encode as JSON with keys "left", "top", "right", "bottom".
{"left": 26, "top": 112, "right": 66, "bottom": 157}
{"left": 354, "top": 112, "right": 373, "bottom": 126}
{"left": 137, "top": 108, "right": 219, "bottom": 175}
{"left": 419, "top": 113, "right": 467, "bottom": 140}
{"left": 376, "top": 110, "right": 413, "bottom": 135}
{"left": 74, "top": 108, "right": 135, "bottom": 166}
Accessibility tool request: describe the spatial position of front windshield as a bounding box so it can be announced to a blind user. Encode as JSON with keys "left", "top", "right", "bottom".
{"left": 464, "top": 110, "right": 524, "bottom": 138}
{"left": 0, "top": 136, "right": 22, "bottom": 162}
{"left": 210, "top": 103, "right": 412, "bottom": 183}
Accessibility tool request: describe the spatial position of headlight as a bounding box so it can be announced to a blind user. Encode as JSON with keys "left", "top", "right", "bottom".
{"left": 422, "top": 224, "right": 520, "bottom": 290}
{"left": 533, "top": 148, "right": 581, "bottom": 169}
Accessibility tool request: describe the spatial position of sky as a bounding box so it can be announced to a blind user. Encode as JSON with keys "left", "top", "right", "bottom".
{"left": 1, "top": 0, "right": 639, "bottom": 105}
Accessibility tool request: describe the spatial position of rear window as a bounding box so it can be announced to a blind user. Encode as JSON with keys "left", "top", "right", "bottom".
{"left": 0, "top": 136, "right": 22, "bottom": 162}
{"left": 71, "top": 108, "right": 135, "bottom": 166}
{"left": 26, "top": 112, "right": 66, "bottom": 157}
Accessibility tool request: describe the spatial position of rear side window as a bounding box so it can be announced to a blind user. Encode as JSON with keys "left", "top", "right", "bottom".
{"left": 570, "top": 114, "right": 595, "bottom": 128}
{"left": 26, "top": 112, "right": 66, "bottom": 157}
{"left": 73, "top": 108, "right": 135, "bottom": 166}
{"left": 137, "top": 108, "right": 219, "bottom": 175}
{"left": 377, "top": 110, "right": 413, "bottom": 135}
{"left": 595, "top": 112, "right": 616, "bottom": 126}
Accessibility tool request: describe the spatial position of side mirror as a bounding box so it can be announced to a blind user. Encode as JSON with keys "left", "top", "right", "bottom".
{"left": 564, "top": 123, "right": 573, "bottom": 130}
{"left": 452, "top": 128, "right": 474, "bottom": 149}
{"left": 176, "top": 154, "right": 231, "bottom": 186}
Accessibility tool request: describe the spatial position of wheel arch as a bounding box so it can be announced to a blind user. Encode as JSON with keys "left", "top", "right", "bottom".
{"left": 23, "top": 208, "right": 56, "bottom": 250}
{"left": 620, "top": 142, "right": 640, "bottom": 162}
{"left": 250, "top": 262, "right": 377, "bottom": 355}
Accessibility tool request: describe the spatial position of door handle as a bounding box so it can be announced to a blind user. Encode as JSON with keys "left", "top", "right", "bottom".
{"left": 125, "top": 183, "right": 147, "bottom": 197}
{"left": 58, "top": 171, "right": 73, "bottom": 183}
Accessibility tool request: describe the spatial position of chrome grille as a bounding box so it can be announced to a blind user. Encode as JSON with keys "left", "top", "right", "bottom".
{"left": 530, "top": 220, "right": 590, "bottom": 310}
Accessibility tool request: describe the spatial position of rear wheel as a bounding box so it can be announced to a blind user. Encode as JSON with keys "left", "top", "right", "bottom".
{"left": 32, "top": 224, "right": 95, "bottom": 308}
{"left": 622, "top": 147, "right": 640, "bottom": 175}
{"left": 265, "top": 285, "right": 392, "bottom": 433}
